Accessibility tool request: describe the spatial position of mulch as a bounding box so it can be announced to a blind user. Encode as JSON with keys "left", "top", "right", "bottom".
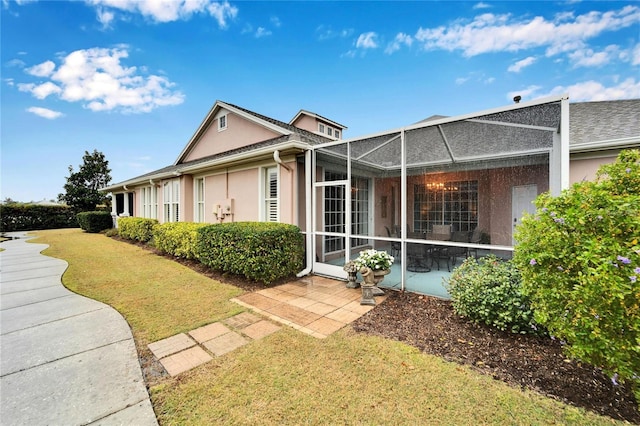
{"left": 351, "top": 290, "right": 640, "bottom": 424}
{"left": 111, "top": 236, "right": 639, "bottom": 423}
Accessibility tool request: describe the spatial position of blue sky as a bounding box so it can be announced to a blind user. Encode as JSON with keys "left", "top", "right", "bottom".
{"left": 2, "top": 1, "right": 638, "bottom": 202}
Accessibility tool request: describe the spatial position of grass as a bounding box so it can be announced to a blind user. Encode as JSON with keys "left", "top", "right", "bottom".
{"left": 33, "top": 228, "right": 622, "bottom": 425}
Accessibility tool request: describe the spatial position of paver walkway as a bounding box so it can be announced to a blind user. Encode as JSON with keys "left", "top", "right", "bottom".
{"left": 148, "top": 312, "right": 281, "bottom": 376}
{"left": 232, "top": 275, "right": 384, "bottom": 338}
{"left": 0, "top": 232, "right": 157, "bottom": 425}
{"left": 147, "top": 276, "right": 383, "bottom": 376}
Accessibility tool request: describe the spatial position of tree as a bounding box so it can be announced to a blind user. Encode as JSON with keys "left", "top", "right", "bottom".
{"left": 514, "top": 149, "right": 639, "bottom": 399}
{"left": 58, "top": 150, "right": 112, "bottom": 211}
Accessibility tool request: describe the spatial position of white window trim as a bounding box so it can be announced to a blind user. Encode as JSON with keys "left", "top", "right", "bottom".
{"left": 140, "top": 186, "right": 158, "bottom": 219}
{"left": 163, "top": 179, "right": 180, "bottom": 223}
{"left": 318, "top": 123, "right": 325, "bottom": 134}
{"left": 218, "top": 114, "right": 228, "bottom": 131}
{"left": 194, "top": 177, "right": 205, "bottom": 223}
{"left": 259, "top": 165, "right": 279, "bottom": 222}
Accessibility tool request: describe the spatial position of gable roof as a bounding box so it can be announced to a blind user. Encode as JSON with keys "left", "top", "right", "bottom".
{"left": 289, "top": 109, "right": 347, "bottom": 130}
{"left": 175, "top": 100, "right": 331, "bottom": 164}
{"left": 104, "top": 101, "right": 332, "bottom": 191}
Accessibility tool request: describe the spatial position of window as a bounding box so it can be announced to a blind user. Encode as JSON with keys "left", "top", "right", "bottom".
{"left": 194, "top": 178, "right": 205, "bottom": 222}
{"left": 141, "top": 186, "right": 157, "bottom": 219}
{"left": 414, "top": 180, "right": 478, "bottom": 233}
{"left": 318, "top": 123, "right": 325, "bottom": 133}
{"left": 218, "top": 114, "right": 227, "bottom": 131}
{"left": 323, "top": 171, "right": 369, "bottom": 253}
{"left": 327, "top": 128, "right": 333, "bottom": 137}
{"left": 334, "top": 130, "right": 340, "bottom": 139}
{"left": 263, "top": 167, "right": 278, "bottom": 222}
{"left": 163, "top": 179, "right": 180, "bottom": 222}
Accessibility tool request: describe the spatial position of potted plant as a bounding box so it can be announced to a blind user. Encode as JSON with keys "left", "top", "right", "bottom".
{"left": 354, "top": 249, "right": 394, "bottom": 303}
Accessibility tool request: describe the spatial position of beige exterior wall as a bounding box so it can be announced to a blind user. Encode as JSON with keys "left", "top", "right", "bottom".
{"left": 569, "top": 155, "right": 616, "bottom": 184}
{"left": 291, "top": 114, "right": 318, "bottom": 134}
{"left": 183, "top": 111, "right": 282, "bottom": 162}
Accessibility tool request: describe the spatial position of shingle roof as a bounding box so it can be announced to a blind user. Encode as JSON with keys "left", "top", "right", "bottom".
{"left": 222, "top": 101, "right": 331, "bottom": 145}
{"left": 569, "top": 99, "right": 640, "bottom": 145}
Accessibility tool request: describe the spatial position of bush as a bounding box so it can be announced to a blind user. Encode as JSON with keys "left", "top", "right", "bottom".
{"left": 514, "top": 149, "right": 640, "bottom": 396}
{"left": 77, "top": 211, "right": 113, "bottom": 233}
{"left": 195, "top": 222, "right": 304, "bottom": 284}
{"left": 0, "top": 204, "right": 77, "bottom": 231}
{"left": 445, "top": 255, "right": 542, "bottom": 335}
{"left": 117, "top": 217, "right": 158, "bottom": 242}
{"left": 153, "top": 222, "right": 208, "bottom": 259}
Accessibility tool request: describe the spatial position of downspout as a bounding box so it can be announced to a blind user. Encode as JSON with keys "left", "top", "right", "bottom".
{"left": 296, "top": 149, "right": 313, "bottom": 277}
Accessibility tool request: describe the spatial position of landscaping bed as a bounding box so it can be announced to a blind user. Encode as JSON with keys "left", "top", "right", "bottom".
{"left": 351, "top": 290, "right": 640, "bottom": 424}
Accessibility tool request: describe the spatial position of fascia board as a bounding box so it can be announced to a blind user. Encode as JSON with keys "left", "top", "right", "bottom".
{"left": 569, "top": 137, "right": 640, "bottom": 153}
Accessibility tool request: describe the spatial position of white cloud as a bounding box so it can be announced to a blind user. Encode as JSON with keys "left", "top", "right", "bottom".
{"left": 26, "top": 106, "right": 64, "bottom": 119}
{"left": 507, "top": 85, "right": 542, "bottom": 101}
{"left": 16, "top": 46, "right": 184, "bottom": 113}
{"left": 255, "top": 27, "right": 272, "bottom": 38}
{"left": 270, "top": 16, "right": 281, "bottom": 27}
{"left": 86, "top": 0, "right": 238, "bottom": 28}
{"left": 542, "top": 78, "right": 640, "bottom": 101}
{"left": 5, "top": 78, "right": 15, "bottom": 86}
{"left": 414, "top": 5, "right": 640, "bottom": 57}
{"left": 473, "top": 2, "right": 491, "bottom": 10}
{"left": 508, "top": 56, "right": 537, "bottom": 72}
{"left": 316, "top": 25, "right": 353, "bottom": 41}
{"left": 25, "top": 60, "right": 56, "bottom": 77}
{"left": 385, "top": 32, "right": 413, "bottom": 54}
{"left": 632, "top": 43, "right": 640, "bottom": 65}
{"left": 455, "top": 77, "right": 469, "bottom": 85}
{"left": 6, "top": 58, "right": 26, "bottom": 68}
{"left": 568, "top": 45, "right": 620, "bottom": 67}
{"left": 356, "top": 32, "right": 378, "bottom": 49}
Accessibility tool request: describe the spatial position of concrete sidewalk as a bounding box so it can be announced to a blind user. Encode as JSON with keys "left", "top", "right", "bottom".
{"left": 0, "top": 232, "right": 157, "bottom": 425}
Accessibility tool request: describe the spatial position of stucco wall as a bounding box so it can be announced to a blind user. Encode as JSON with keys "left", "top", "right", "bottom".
{"left": 569, "top": 155, "right": 616, "bottom": 184}
{"left": 183, "top": 111, "right": 281, "bottom": 162}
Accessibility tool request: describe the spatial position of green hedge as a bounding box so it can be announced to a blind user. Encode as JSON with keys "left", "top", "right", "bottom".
{"left": 0, "top": 204, "right": 78, "bottom": 232}
{"left": 195, "top": 222, "right": 304, "bottom": 284}
{"left": 153, "top": 222, "right": 208, "bottom": 259}
{"left": 117, "top": 217, "right": 158, "bottom": 242}
{"left": 77, "top": 211, "right": 113, "bottom": 233}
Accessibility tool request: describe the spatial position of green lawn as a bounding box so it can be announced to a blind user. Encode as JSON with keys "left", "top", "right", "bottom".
{"left": 33, "top": 229, "right": 621, "bottom": 425}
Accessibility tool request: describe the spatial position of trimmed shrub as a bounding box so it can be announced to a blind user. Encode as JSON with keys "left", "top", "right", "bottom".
{"left": 153, "top": 222, "right": 208, "bottom": 259}
{"left": 195, "top": 222, "right": 304, "bottom": 284}
{"left": 0, "top": 204, "right": 77, "bottom": 232}
{"left": 445, "top": 255, "right": 542, "bottom": 335}
{"left": 77, "top": 211, "right": 113, "bottom": 233}
{"left": 514, "top": 149, "right": 640, "bottom": 396}
{"left": 117, "top": 217, "right": 158, "bottom": 242}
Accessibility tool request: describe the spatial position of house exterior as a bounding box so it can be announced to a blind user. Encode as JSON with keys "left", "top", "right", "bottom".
{"left": 104, "top": 96, "right": 639, "bottom": 297}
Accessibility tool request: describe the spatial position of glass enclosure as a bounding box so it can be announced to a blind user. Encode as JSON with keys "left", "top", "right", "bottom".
{"left": 311, "top": 98, "right": 565, "bottom": 297}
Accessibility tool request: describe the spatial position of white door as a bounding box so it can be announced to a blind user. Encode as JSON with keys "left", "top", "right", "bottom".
{"left": 512, "top": 185, "right": 538, "bottom": 245}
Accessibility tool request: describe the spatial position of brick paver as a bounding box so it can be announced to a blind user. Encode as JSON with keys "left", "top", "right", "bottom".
{"left": 241, "top": 320, "right": 281, "bottom": 340}
{"left": 160, "top": 346, "right": 212, "bottom": 376}
{"left": 224, "top": 312, "right": 261, "bottom": 329}
{"left": 189, "top": 322, "right": 231, "bottom": 343}
{"left": 203, "top": 332, "right": 248, "bottom": 356}
{"left": 148, "top": 333, "right": 196, "bottom": 359}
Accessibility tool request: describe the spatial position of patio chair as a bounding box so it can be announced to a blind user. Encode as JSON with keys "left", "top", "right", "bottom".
{"left": 448, "top": 231, "right": 471, "bottom": 269}
{"left": 467, "top": 227, "right": 483, "bottom": 259}
{"left": 385, "top": 226, "right": 401, "bottom": 258}
{"left": 406, "top": 232, "right": 430, "bottom": 272}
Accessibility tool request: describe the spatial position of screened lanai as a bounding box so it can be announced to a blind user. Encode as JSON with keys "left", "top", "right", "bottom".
{"left": 310, "top": 95, "right": 569, "bottom": 298}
